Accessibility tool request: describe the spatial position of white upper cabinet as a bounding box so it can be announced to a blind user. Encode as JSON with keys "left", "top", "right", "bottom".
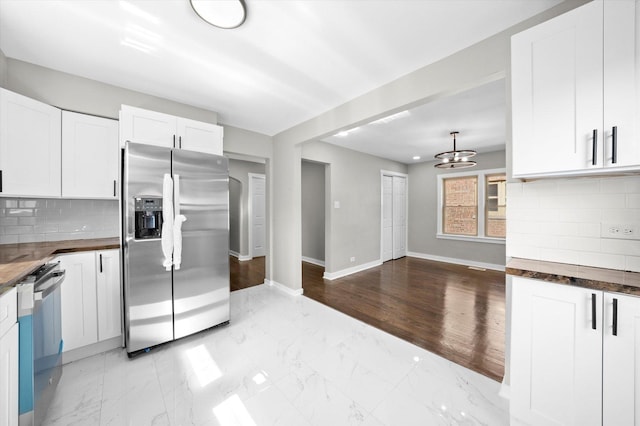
{"left": 62, "top": 111, "right": 119, "bottom": 199}
{"left": 0, "top": 88, "right": 61, "bottom": 197}
{"left": 511, "top": 0, "right": 640, "bottom": 178}
{"left": 120, "top": 105, "right": 223, "bottom": 155}
{"left": 120, "top": 105, "right": 176, "bottom": 148}
{"left": 176, "top": 117, "right": 224, "bottom": 155}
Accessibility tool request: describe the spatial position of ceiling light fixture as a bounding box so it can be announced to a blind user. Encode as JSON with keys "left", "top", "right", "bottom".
{"left": 413, "top": 156, "right": 421, "bottom": 160}
{"left": 189, "top": 0, "right": 247, "bottom": 29}
{"left": 434, "top": 131, "right": 477, "bottom": 169}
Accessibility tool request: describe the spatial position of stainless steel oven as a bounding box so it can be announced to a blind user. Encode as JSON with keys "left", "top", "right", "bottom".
{"left": 17, "top": 262, "right": 65, "bottom": 426}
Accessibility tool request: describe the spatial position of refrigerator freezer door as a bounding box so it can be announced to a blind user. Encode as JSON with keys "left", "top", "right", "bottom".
{"left": 123, "top": 142, "right": 174, "bottom": 353}
{"left": 172, "top": 150, "right": 230, "bottom": 339}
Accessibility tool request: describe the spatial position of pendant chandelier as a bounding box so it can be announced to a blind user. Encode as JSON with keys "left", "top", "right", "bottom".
{"left": 434, "top": 131, "right": 477, "bottom": 169}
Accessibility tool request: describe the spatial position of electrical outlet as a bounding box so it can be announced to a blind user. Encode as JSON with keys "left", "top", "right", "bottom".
{"left": 601, "top": 223, "right": 640, "bottom": 240}
{"left": 350, "top": 257, "right": 356, "bottom": 263}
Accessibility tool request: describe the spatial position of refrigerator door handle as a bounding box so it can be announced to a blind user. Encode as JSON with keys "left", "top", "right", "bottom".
{"left": 173, "top": 174, "right": 186, "bottom": 269}
{"left": 161, "top": 173, "right": 174, "bottom": 271}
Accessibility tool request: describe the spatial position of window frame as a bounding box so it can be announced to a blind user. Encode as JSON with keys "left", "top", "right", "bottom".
{"left": 436, "top": 168, "right": 506, "bottom": 244}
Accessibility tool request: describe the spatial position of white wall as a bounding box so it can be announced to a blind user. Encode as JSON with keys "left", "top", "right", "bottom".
{"left": 228, "top": 159, "right": 266, "bottom": 258}
{"left": 301, "top": 161, "right": 326, "bottom": 264}
{"left": 507, "top": 176, "right": 640, "bottom": 272}
{"left": 408, "top": 150, "right": 506, "bottom": 267}
{"left": 302, "top": 141, "right": 407, "bottom": 274}
{"left": 0, "top": 48, "right": 7, "bottom": 88}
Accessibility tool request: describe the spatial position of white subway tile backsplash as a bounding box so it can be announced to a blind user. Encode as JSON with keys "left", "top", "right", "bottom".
{"left": 0, "top": 198, "right": 119, "bottom": 244}
{"left": 508, "top": 176, "right": 640, "bottom": 272}
{"left": 557, "top": 236, "right": 601, "bottom": 252}
{"left": 627, "top": 194, "right": 640, "bottom": 208}
{"left": 578, "top": 252, "right": 626, "bottom": 270}
{"left": 626, "top": 256, "right": 640, "bottom": 273}
{"left": 601, "top": 239, "right": 640, "bottom": 257}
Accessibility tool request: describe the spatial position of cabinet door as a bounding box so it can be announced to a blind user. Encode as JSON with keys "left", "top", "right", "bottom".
{"left": 59, "top": 253, "right": 98, "bottom": 351}
{"left": 510, "top": 277, "right": 602, "bottom": 426}
{"left": 603, "top": 0, "right": 640, "bottom": 169}
{"left": 0, "top": 323, "right": 18, "bottom": 426}
{"left": 119, "top": 105, "right": 176, "bottom": 149}
{"left": 62, "top": 111, "right": 119, "bottom": 199}
{"left": 603, "top": 292, "right": 640, "bottom": 425}
{"left": 176, "top": 117, "right": 223, "bottom": 155}
{"left": 0, "top": 88, "right": 61, "bottom": 197}
{"left": 95, "top": 250, "right": 121, "bottom": 341}
{"left": 511, "top": 1, "right": 603, "bottom": 177}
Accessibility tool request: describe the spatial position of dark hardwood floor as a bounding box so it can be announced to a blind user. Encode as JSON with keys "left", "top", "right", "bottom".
{"left": 229, "top": 256, "right": 265, "bottom": 291}
{"left": 302, "top": 257, "right": 506, "bottom": 382}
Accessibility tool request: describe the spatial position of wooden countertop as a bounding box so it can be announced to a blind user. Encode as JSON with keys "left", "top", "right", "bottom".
{"left": 506, "top": 257, "right": 640, "bottom": 296}
{"left": 0, "top": 237, "right": 120, "bottom": 289}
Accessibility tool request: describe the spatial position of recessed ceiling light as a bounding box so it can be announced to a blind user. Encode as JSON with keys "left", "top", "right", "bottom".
{"left": 413, "top": 156, "right": 421, "bottom": 160}
{"left": 190, "top": 0, "right": 247, "bottom": 29}
{"left": 334, "top": 127, "right": 360, "bottom": 137}
{"left": 369, "top": 110, "right": 410, "bottom": 125}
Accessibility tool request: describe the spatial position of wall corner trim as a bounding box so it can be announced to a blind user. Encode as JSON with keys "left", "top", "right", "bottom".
{"left": 323, "top": 259, "right": 382, "bottom": 280}
{"left": 265, "top": 279, "right": 303, "bottom": 296}
{"left": 229, "top": 251, "right": 252, "bottom": 261}
{"left": 407, "top": 252, "right": 505, "bottom": 272}
{"left": 301, "top": 256, "right": 325, "bottom": 267}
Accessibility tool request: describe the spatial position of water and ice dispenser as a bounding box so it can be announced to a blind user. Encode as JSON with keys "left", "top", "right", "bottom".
{"left": 134, "top": 197, "right": 163, "bottom": 239}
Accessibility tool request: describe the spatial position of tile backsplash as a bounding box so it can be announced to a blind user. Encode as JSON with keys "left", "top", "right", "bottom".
{"left": 0, "top": 198, "right": 119, "bottom": 244}
{"left": 507, "top": 175, "right": 640, "bottom": 272}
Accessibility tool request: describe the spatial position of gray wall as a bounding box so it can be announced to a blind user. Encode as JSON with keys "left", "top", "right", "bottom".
{"left": 270, "top": 1, "right": 588, "bottom": 291}
{"left": 229, "top": 178, "right": 242, "bottom": 254}
{"left": 301, "top": 161, "right": 326, "bottom": 264}
{"left": 302, "top": 141, "right": 407, "bottom": 273}
{"left": 228, "top": 159, "right": 266, "bottom": 258}
{"left": 408, "top": 150, "right": 506, "bottom": 267}
{"left": 4, "top": 59, "right": 217, "bottom": 123}
{"left": 0, "top": 49, "right": 7, "bottom": 88}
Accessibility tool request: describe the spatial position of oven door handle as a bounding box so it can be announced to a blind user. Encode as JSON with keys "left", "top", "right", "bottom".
{"left": 34, "top": 271, "right": 66, "bottom": 302}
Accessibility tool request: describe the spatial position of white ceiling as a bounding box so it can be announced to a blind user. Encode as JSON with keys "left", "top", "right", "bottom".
{"left": 0, "top": 0, "right": 561, "bottom": 159}
{"left": 322, "top": 78, "right": 506, "bottom": 164}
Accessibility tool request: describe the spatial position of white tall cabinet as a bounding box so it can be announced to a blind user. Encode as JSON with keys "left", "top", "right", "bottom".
{"left": 0, "top": 287, "right": 18, "bottom": 426}
{"left": 511, "top": 0, "right": 640, "bottom": 177}
{"left": 511, "top": 276, "right": 640, "bottom": 426}
{"left": 0, "top": 88, "right": 61, "bottom": 197}
{"left": 59, "top": 249, "right": 121, "bottom": 354}
{"left": 62, "top": 111, "right": 119, "bottom": 199}
{"left": 120, "top": 105, "right": 223, "bottom": 155}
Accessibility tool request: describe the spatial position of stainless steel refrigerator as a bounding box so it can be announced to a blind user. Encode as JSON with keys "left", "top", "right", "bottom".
{"left": 122, "top": 141, "right": 229, "bottom": 354}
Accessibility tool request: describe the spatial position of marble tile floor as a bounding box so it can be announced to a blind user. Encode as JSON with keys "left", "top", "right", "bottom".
{"left": 42, "top": 284, "right": 509, "bottom": 426}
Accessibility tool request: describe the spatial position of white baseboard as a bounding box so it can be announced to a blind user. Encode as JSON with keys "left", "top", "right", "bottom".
{"left": 229, "top": 250, "right": 252, "bottom": 261}
{"left": 499, "top": 382, "right": 510, "bottom": 400}
{"left": 301, "top": 256, "right": 325, "bottom": 267}
{"left": 323, "top": 259, "right": 382, "bottom": 280}
{"left": 62, "top": 336, "right": 122, "bottom": 365}
{"left": 265, "top": 279, "right": 303, "bottom": 296}
{"left": 407, "top": 251, "right": 505, "bottom": 272}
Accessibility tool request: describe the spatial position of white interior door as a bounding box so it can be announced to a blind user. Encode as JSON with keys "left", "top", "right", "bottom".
{"left": 382, "top": 175, "right": 393, "bottom": 262}
{"left": 382, "top": 173, "right": 407, "bottom": 262}
{"left": 392, "top": 176, "right": 407, "bottom": 259}
{"left": 249, "top": 174, "right": 266, "bottom": 258}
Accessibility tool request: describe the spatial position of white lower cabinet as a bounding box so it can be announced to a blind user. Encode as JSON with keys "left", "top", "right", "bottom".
{"left": 0, "top": 288, "right": 18, "bottom": 426}
{"left": 59, "top": 249, "right": 121, "bottom": 353}
{"left": 511, "top": 276, "right": 640, "bottom": 425}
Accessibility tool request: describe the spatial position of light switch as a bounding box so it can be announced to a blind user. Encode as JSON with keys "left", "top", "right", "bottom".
{"left": 334, "top": 201, "right": 340, "bottom": 209}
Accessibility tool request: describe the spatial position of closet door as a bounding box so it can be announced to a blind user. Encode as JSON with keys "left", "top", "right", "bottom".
{"left": 381, "top": 175, "right": 393, "bottom": 262}
{"left": 392, "top": 176, "right": 406, "bottom": 260}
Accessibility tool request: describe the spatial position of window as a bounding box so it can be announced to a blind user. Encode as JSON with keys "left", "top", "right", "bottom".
{"left": 437, "top": 168, "right": 506, "bottom": 243}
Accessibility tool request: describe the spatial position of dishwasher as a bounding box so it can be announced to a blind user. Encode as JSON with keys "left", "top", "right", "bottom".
{"left": 16, "top": 261, "right": 66, "bottom": 426}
